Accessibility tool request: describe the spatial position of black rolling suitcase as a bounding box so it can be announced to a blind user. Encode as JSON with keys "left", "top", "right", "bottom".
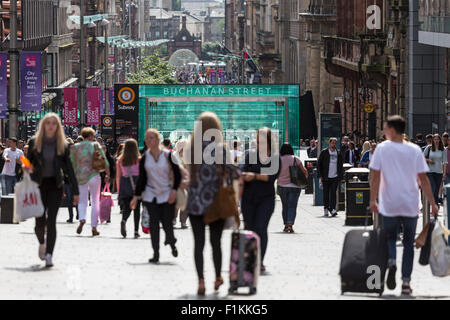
{"left": 340, "top": 212, "right": 388, "bottom": 296}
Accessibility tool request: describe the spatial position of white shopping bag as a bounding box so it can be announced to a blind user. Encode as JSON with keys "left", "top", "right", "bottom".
{"left": 429, "top": 220, "right": 450, "bottom": 277}
{"left": 14, "top": 172, "right": 44, "bottom": 221}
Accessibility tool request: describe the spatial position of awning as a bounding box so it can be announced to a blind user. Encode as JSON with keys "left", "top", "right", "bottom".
{"left": 59, "top": 42, "right": 75, "bottom": 48}
{"left": 57, "top": 77, "right": 78, "bottom": 89}
{"left": 42, "top": 92, "right": 57, "bottom": 105}
{"left": 97, "top": 35, "right": 128, "bottom": 44}
{"left": 69, "top": 14, "right": 116, "bottom": 25}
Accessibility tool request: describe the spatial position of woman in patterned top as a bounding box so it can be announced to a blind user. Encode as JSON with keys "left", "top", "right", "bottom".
{"left": 70, "top": 127, "right": 110, "bottom": 237}
{"left": 185, "top": 112, "right": 240, "bottom": 296}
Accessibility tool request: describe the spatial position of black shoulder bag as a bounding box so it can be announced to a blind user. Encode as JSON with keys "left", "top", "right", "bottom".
{"left": 289, "top": 157, "right": 308, "bottom": 188}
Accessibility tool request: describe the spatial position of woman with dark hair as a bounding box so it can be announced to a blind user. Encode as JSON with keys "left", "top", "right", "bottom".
{"left": 424, "top": 134, "right": 447, "bottom": 205}
{"left": 117, "top": 139, "right": 141, "bottom": 238}
{"left": 241, "top": 127, "right": 281, "bottom": 272}
{"left": 277, "top": 143, "right": 307, "bottom": 233}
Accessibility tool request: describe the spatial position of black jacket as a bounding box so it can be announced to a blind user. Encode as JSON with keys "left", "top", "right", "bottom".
{"left": 135, "top": 150, "right": 181, "bottom": 197}
{"left": 307, "top": 147, "right": 318, "bottom": 158}
{"left": 27, "top": 138, "right": 79, "bottom": 195}
{"left": 344, "top": 149, "right": 360, "bottom": 167}
{"left": 317, "top": 148, "right": 344, "bottom": 180}
{"left": 240, "top": 150, "right": 281, "bottom": 201}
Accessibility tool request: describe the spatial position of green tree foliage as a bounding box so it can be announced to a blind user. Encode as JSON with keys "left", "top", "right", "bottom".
{"left": 126, "top": 50, "right": 178, "bottom": 84}
{"left": 217, "top": 18, "right": 225, "bottom": 35}
{"left": 201, "top": 42, "right": 222, "bottom": 61}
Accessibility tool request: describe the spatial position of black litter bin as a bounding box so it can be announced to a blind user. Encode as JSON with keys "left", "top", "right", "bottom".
{"left": 345, "top": 169, "right": 372, "bottom": 226}
{"left": 1, "top": 195, "right": 16, "bottom": 224}
{"left": 345, "top": 168, "right": 370, "bottom": 183}
{"left": 304, "top": 159, "right": 317, "bottom": 195}
{"left": 336, "top": 164, "right": 353, "bottom": 211}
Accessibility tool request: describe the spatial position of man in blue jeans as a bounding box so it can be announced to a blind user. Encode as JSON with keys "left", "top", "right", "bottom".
{"left": 370, "top": 115, "right": 438, "bottom": 296}
{"left": 1, "top": 138, "right": 23, "bottom": 195}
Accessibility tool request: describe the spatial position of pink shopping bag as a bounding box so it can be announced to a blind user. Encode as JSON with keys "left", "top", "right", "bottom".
{"left": 100, "top": 185, "right": 114, "bottom": 223}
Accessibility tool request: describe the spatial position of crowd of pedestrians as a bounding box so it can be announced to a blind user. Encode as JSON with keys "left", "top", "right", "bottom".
{"left": 6, "top": 110, "right": 449, "bottom": 297}
{"left": 300, "top": 116, "right": 446, "bottom": 296}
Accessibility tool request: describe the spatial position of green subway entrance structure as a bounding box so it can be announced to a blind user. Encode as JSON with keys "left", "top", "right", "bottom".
{"left": 115, "top": 84, "right": 300, "bottom": 150}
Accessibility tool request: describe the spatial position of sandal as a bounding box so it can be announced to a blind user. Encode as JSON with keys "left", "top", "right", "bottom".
{"left": 288, "top": 224, "right": 294, "bottom": 233}
{"left": 214, "top": 277, "right": 224, "bottom": 291}
{"left": 76, "top": 220, "right": 86, "bottom": 235}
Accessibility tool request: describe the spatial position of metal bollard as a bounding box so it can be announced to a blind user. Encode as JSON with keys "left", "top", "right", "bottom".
{"left": 422, "top": 190, "right": 430, "bottom": 229}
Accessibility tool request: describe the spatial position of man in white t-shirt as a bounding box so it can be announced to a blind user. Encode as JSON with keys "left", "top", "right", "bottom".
{"left": 370, "top": 115, "right": 438, "bottom": 296}
{"left": 2, "top": 138, "right": 23, "bottom": 195}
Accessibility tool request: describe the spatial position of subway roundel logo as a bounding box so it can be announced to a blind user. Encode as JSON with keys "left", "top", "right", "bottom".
{"left": 118, "top": 87, "right": 136, "bottom": 105}
{"left": 102, "top": 116, "right": 113, "bottom": 127}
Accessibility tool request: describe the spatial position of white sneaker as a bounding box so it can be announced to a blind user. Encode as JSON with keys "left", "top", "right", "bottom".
{"left": 331, "top": 209, "right": 338, "bottom": 217}
{"left": 38, "top": 244, "right": 46, "bottom": 261}
{"left": 324, "top": 209, "right": 329, "bottom": 217}
{"left": 45, "top": 254, "right": 53, "bottom": 268}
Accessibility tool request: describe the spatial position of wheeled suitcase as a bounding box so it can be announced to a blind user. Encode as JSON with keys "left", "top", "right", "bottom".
{"left": 340, "top": 227, "right": 388, "bottom": 296}
{"left": 229, "top": 230, "right": 260, "bottom": 295}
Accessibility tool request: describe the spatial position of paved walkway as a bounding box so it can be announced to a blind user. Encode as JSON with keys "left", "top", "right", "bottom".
{"left": 0, "top": 193, "right": 449, "bottom": 300}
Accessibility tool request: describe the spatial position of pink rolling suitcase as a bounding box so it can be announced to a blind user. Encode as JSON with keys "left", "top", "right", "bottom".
{"left": 229, "top": 230, "right": 260, "bottom": 295}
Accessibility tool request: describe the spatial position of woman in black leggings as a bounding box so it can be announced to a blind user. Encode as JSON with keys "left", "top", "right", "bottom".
{"left": 241, "top": 127, "right": 281, "bottom": 273}
{"left": 25, "top": 113, "right": 79, "bottom": 268}
{"left": 189, "top": 215, "right": 225, "bottom": 285}
{"left": 186, "top": 112, "right": 240, "bottom": 296}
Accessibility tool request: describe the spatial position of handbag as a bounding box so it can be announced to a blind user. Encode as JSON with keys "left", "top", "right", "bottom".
{"left": 203, "top": 165, "right": 240, "bottom": 227}
{"left": 164, "top": 151, "right": 189, "bottom": 209}
{"left": 119, "top": 165, "right": 137, "bottom": 200}
{"left": 419, "top": 218, "right": 436, "bottom": 266}
{"left": 289, "top": 157, "right": 308, "bottom": 188}
{"left": 141, "top": 205, "right": 150, "bottom": 234}
{"left": 92, "top": 143, "right": 107, "bottom": 172}
{"left": 416, "top": 221, "right": 431, "bottom": 249}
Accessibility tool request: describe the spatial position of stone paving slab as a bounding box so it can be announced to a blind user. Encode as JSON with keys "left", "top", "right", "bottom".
{"left": 0, "top": 193, "right": 449, "bottom": 300}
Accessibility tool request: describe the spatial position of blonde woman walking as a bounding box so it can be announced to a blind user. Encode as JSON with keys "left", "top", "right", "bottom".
{"left": 24, "top": 113, "right": 79, "bottom": 267}
{"left": 131, "top": 129, "right": 181, "bottom": 263}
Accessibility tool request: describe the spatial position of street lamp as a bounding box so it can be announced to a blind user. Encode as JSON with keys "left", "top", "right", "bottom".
{"left": 100, "top": 18, "right": 110, "bottom": 115}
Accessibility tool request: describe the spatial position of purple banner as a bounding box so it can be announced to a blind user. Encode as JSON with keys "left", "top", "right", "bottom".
{"left": 109, "top": 88, "right": 114, "bottom": 114}
{"left": 0, "top": 52, "right": 7, "bottom": 111}
{"left": 20, "top": 52, "right": 42, "bottom": 111}
{"left": 0, "top": 109, "right": 7, "bottom": 119}
{"left": 218, "top": 69, "right": 225, "bottom": 84}
{"left": 209, "top": 69, "right": 217, "bottom": 84}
